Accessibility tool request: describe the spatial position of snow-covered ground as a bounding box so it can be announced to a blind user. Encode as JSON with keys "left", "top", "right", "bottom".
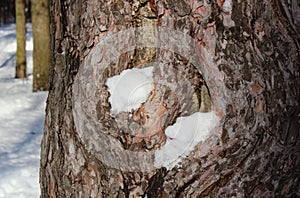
{"left": 0, "top": 24, "right": 47, "bottom": 198}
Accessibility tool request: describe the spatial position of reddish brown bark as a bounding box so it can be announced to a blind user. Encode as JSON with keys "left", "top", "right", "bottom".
{"left": 40, "top": 0, "right": 299, "bottom": 197}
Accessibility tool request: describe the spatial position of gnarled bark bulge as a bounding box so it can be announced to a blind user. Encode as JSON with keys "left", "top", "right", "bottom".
{"left": 40, "top": 0, "right": 299, "bottom": 197}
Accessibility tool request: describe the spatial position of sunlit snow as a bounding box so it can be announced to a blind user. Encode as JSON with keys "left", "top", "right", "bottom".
{"left": 154, "top": 111, "right": 219, "bottom": 169}
{"left": 106, "top": 66, "right": 154, "bottom": 115}
{"left": 0, "top": 23, "right": 47, "bottom": 198}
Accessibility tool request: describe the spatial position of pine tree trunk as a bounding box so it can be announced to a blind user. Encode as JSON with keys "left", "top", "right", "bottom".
{"left": 15, "top": 0, "right": 26, "bottom": 78}
{"left": 40, "top": 0, "right": 299, "bottom": 197}
{"left": 31, "top": 0, "right": 50, "bottom": 92}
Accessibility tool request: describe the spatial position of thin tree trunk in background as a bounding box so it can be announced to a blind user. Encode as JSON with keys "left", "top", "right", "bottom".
{"left": 40, "top": 0, "right": 299, "bottom": 197}
{"left": 31, "top": 0, "right": 50, "bottom": 92}
{"left": 15, "top": 0, "right": 26, "bottom": 78}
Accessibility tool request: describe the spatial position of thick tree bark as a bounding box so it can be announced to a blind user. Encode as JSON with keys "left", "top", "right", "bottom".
{"left": 40, "top": 0, "right": 299, "bottom": 197}
{"left": 15, "top": 0, "right": 26, "bottom": 78}
{"left": 31, "top": 0, "right": 50, "bottom": 91}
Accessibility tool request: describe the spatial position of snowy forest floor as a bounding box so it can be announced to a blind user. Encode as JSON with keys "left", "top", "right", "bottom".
{"left": 0, "top": 23, "right": 47, "bottom": 197}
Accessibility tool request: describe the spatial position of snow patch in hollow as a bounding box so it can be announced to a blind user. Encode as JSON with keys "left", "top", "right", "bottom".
{"left": 105, "top": 67, "right": 154, "bottom": 115}
{"left": 154, "top": 111, "right": 219, "bottom": 170}
{"left": 105, "top": 66, "right": 219, "bottom": 170}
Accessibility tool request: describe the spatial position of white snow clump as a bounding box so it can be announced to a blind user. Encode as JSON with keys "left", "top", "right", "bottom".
{"left": 154, "top": 111, "right": 219, "bottom": 170}
{"left": 106, "top": 67, "right": 154, "bottom": 116}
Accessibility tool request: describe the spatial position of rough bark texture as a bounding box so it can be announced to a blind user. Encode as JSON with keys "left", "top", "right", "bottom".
{"left": 15, "top": 0, "right": 26, "bottom": 78}
{"left": 40, "top": 0, "right": 300, "bottom": 197}
{"left": 31, "top": 0, "right": 50, "bottom": 91}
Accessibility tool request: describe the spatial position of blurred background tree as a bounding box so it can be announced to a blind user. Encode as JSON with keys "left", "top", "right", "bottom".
{"left": 2, "top": 0, "right": 50, "bottom": 90}
{"left": 15, "top": 0, "right": 26, "bottom": 78}
{"left": 31, "top": 0, "right": 50, "bottom": 91}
